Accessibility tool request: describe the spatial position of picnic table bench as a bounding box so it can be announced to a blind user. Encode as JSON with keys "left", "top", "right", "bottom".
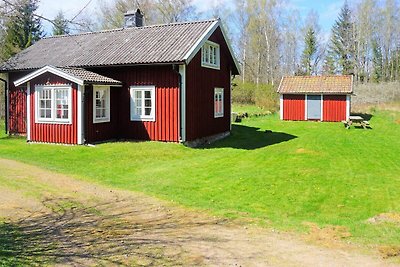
{"left": 342, "top": 116, "right": 371, "bottom": 129}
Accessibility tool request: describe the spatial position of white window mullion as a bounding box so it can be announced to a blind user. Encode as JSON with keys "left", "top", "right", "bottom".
{"left": 130, "top": 85, "right": 156, "bottom": 122}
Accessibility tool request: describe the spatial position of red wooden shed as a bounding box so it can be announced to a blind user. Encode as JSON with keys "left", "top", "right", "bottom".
{"left": 0, "top": 18, "right": 240, "bottom": 146}
{"left": 277, "top": 76, "right": 353, "bottom": 122}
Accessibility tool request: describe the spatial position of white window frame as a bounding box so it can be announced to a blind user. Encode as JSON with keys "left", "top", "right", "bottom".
{"left": 35, "top": 85, "right": 72, "bottom": 124}
{"left": 201, "top": 41, "right": 220, "bottom": 70}
{"left": 214, "top": 87, "right": 224, "bottom": 118}
{"left": 93, "top": 85, "right": 111, "bottom": 124}
{"left": 130, "top": 85, "right": 156, "bottom": 122}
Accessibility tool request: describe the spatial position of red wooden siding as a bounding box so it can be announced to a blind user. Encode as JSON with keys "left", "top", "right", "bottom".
{"left": 90, "top": 66, "right": 180, "bottom": 142}
{"left": 85, "top": 85, "right": 120, "bottom": 143}
{"left": 8, "top": 87, "right": 27, "bottom": 134}
{"left": 283, "top": 94, "right": 305, "bottom": 121}
{"left": 29, "top": 73, "right": 78, "bottom": 144}
{"left": 8, "top": 72, "right": 29, "bottom": 134}
{"left": 185, "top": 27, "right": 232, "bottom": 141}
{"left": 323, "top": 95, "right": 347, "bottom": 122}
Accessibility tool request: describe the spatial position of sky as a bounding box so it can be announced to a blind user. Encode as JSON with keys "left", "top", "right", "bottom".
{"left": 37, "top": 0, "right": 346, "bottom": 37}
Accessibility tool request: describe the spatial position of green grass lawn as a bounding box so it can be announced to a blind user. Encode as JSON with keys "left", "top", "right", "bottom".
{"left": 1, "top": 110, "right": 400, "bottom": 247}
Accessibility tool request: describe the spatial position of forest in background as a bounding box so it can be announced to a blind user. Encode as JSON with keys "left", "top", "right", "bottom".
{"left": 0, "top": 0, "right": 399, "bottom": 114}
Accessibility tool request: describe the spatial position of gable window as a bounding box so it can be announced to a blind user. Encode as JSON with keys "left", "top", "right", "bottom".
{"left": 214, "top": 88, "right": 224, "bottom": 118}
{"left": 93, "top": 86, "right": 110, "bottom": 123}
{"left": 36, "top": 85, "right": 72, "bottom": 123}
{"left": 130, "top": 85, "right": 156, "bottom": 121}
{"left": 201, "top": 41, "right": 220, "bottom": 70}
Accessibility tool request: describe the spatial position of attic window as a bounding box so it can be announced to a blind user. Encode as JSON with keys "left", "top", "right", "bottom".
{"left": 201, "top": 41, "right": 220, "bottom": 70}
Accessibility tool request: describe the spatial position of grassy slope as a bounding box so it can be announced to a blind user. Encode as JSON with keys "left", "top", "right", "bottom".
{"left": 0, "top": 111, "right": 400, "bottom": 246}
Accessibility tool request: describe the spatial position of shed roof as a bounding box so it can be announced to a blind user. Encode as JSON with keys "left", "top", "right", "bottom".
{"left": 277, "top": 76, "right": 353, "bottom": 94}
{"left": 1, "top": 19, "right": 240, "bottom": 74}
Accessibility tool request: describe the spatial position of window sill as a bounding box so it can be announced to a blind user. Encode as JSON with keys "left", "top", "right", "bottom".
{"left": 214, "top": 114, "right": 224, "bottom": 118}
{"left": 201, "top": 63, "right": 220, "bottom": 70}
{"left": 93, "top": 118, "right": 110, "bottom": 124}
{"left": 35, "top": 120, "right": 72, "bottom": 125}
{"left": 130, "top": 117, "right": 155, "bottom": 122}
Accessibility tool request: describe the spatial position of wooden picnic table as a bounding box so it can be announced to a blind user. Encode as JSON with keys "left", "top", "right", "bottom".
{"left": 342, "top": 116, "right": 371, "bottom": 129}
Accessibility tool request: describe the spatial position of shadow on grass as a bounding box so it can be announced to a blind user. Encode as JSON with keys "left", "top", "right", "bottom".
{"left": 201, "top": 124, "right": 297, "bottom": 150}
{"left": 0, "top": 197, "right": 226, "bottom": 266}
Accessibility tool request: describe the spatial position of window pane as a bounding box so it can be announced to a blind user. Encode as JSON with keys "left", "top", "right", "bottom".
{"left": 96, "top": 99, "right": 102, "bottom": 108}
{"left": 144, "top": 90, "right": 151, "bottom": 98}
{"left": 135, "top": 90, "right": 142, "bottom": 98}
{"left": 145, "top": 108, "right": 151, "bottom": 116}
{"left": 145, "top": 99, "right": 152, "bottom": 107}
{"left": 136, "top": 107, "right": 142, "bottom": 115}
{"left": 46, "top": 109, "right": 51, "bottom": 118}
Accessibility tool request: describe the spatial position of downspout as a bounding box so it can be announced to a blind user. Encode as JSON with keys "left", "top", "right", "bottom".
{"left": 0, "top": 77, "right": 7, "bottom": 134}
{"left": 172, "top": 64, "right": 182, "bottom": 141}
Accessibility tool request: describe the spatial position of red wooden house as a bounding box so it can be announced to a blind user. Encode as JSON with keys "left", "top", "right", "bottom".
{"left": 0, "top": 17, "right": 240, "bottom": 145}
{"left": 277, "top": 76, "right": 353, "bottom": 122}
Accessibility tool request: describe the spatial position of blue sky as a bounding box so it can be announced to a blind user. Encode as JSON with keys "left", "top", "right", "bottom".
{"left": 37, "top": 0, "right": 346, "bottom": 36}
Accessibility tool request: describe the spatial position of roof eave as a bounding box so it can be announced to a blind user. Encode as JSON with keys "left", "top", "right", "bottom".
{"left": 14, "top": 65, "right": 84, "bottom": 86}
{"left": 183, "top": 19, "right": 241, "bottom": 75}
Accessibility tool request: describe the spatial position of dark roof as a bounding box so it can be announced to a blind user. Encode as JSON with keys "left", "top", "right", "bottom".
{"left": 277, "top": 75, "right": 353, "bottom": 94}
{"left": 13, "top": 65, "right": 122, "bottom": 86}
{"left": 58, "top": 67, "right": 121, "bottom": 84}
{"left": 1, "top": 19, "right": 239, "bottom": 72}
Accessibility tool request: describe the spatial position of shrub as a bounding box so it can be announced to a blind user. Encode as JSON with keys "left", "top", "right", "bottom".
{"left": 232, "top": 79, "right": 279, "bottom": 113}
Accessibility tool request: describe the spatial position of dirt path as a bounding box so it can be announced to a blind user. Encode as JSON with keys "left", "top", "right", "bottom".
{"left": 0, "top": 158, "right": 397, "bottom": 266}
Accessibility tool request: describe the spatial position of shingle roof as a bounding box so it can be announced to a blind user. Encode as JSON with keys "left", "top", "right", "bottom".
{"left": 0, "top": 19, "right": 220, "bottom": 71}
{"left": 277, "top": 76, "right": 353, "bottom": 94}
{"left": 58, "top": 67, "right": 121, "bottom": 84}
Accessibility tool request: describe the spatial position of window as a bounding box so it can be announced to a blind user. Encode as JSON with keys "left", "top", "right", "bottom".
{"left": 214, "top": 88, "right": 224, "bottom": 118}
{"left": 130, "top": 85, "right": 156, "bottom": 121}
{"left": 36, "top": 85, "right": 71, "bottom": 123}
{"left": 201, "top": 41, "right": 220, "bottom": 69}
{"left": 93, "top": 86, "right": 110, "bottom": 123}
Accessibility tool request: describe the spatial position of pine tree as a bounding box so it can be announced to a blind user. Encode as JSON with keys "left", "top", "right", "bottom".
{"left": 52, "top": 11, "right": 69, "bottom": 36}
{"left": 323, "top": 49, "right": 336, "bottom": 75}
{"left": 300, "top": 27, "right": 317, "bottom": 75}
{"left": 330, "top": 1, "right": 356, "bottom": 75}
{"left": 3, "top": 0, "right": 43, "bottom": 59}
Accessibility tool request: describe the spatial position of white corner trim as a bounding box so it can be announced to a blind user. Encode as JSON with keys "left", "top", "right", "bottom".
{"left": 14, "top": 65, "right": 84, "bottom": 87}
{"left": 279, "top": 95, "right": 283, "bottom": 120}
{"left": 346, "top": 95, "right": 350, "bottom": 120}
{"left": 184, "top": 20, "right": 219, "bottom": 64}
{"left": 304, "top": 94, "right": 308, "bottom": 120}
{"left": 77, "top": 84, "right": 84, "bottom": 144}
{"left": 179, "top": 65, "right": 186, "bottom": 142}
{"left": 320, "top": 94, "right": 324, "bottom": 121}
{"left": 27, "top": 82, "right": 31, "bottom": 141}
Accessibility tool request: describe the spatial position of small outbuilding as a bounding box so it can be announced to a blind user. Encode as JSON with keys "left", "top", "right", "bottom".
{"left": 277, "top": 75, "right": 353, "bottom": 122}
